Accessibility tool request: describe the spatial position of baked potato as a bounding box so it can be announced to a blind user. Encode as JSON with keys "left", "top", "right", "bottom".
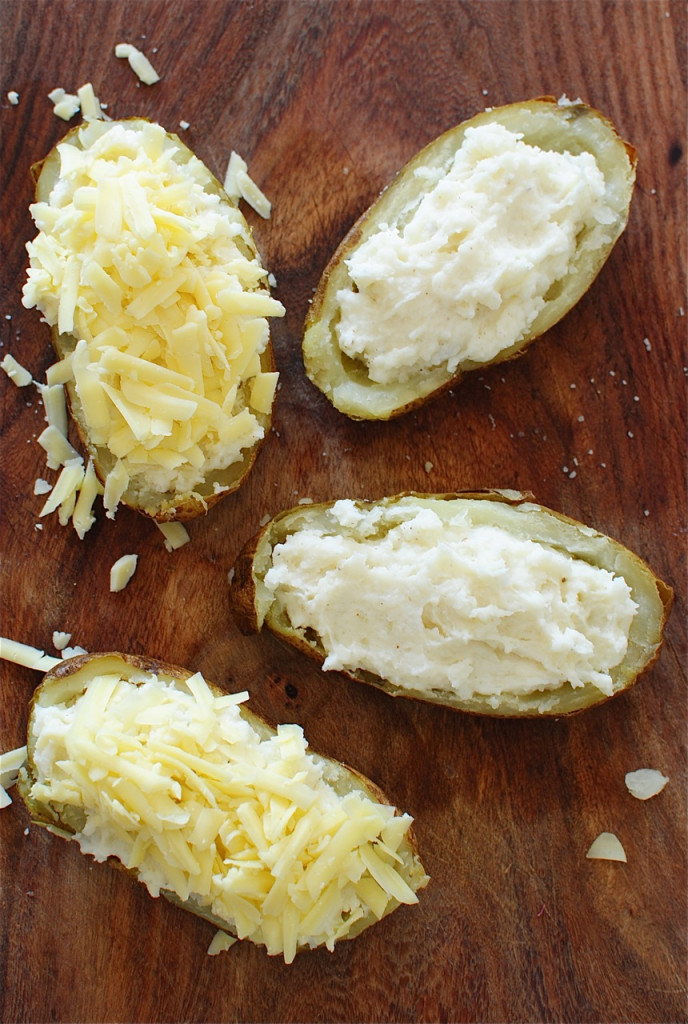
{"left": 18, "top": 652, "right": 428, "bottom": 962}
{"left": 230, "top": 492, "right": 671, "bottom": 716}
{"left": 302, "top": 98, "right": 637, "bottom": 420}
{"left": 22, "top": 118, "right": 285, "bottom": 521}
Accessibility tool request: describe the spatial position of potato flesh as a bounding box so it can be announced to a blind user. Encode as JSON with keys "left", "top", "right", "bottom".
{"left": 25, "top": 661, "right": 424, "bottom": 962}
{"left": 303, "top": 100, "right": 636, "bottom": 420}
{"left": 335, "top": 123, "right": 613, "bottom": 385}
{"left": 245, "top": 494, "right": 670, "bottom": 715}
{"left": 263, "top": 500, "right": 638, "bottom": 703}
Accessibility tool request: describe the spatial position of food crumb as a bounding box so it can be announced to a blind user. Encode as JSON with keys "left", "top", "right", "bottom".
{"left": 114, "top": 42, "right": 161, "bottom": 85}
{"left": 424, "top": 461, "right": 434, "bottom": 473}
{"left": 52, "top": 631, "right": 72, "bottom": 651}
{"left": 7, "top": 91, "right": 19, "bottom": 105}
{"left": 179, "top": 120, "right": 190, "bottom": 130}
{"left": 586, "top": 831, "right": 627, "bottom": 862}
{"left": 625, "top": 768, "right": 669, "bottom": 799}
{"left": 643, "top": 337, "right": 652, "bottom": 352}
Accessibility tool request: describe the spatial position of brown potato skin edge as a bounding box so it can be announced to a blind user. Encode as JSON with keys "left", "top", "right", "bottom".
{"left": 18, "top": 651, "right": 428, "bottom": 953}
{"left": 228, "top": 491, "right": 673, "bottom": 718}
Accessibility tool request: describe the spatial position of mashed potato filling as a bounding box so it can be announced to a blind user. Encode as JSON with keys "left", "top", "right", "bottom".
{"left": 28, "top": 670, "right": 419, "bottom": 963}
{"left": 263, "top": 502, "right": 638, "bottom": 701}
{"left": 22, "top": 120, "right": 284, "bottom": 503}
{"left": 335, "top": 123, "right": 614, "bottom": 384}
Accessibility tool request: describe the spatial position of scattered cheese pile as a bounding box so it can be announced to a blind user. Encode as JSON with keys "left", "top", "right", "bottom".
{"left": 22, "top": 119, "right": 284, "bottom": 517}
{"left": 48, "top": 83, "right": 107, "bottom": 123}
{"left": 335, "top": 123, "right": 615, "bottom": 384}
{"left": 263, "top": 501, "right": 638, "bottom": 702}
{"left": 28, "top": 669, "right": 420, "bottom": 962}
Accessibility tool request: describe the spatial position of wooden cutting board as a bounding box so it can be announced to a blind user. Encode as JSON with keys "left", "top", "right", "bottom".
{"left": 1, "top": 2, "right": 685, "bottom": 1021}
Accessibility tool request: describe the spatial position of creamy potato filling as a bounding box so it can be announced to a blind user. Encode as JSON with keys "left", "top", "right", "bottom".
{"left": 263, "top": 502, "right": 638, "bottom": 701}
{"left": 28, "top": 670, "right": 419, "bottom": 962}
{"left": 22, "top": 121, "right": 284, "bottom": 502}
{"left": 335, "top": 123, "right": 614, "bottom": 384}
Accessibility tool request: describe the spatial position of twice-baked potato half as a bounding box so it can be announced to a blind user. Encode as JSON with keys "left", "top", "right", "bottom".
{"left": 22, "top": 119, "right": 285, "bottom": 521}
{"left": 230, "top": 492, "right": 671, "bottom": 716}
{"left": 303, "top": 98, "right": 637, "bottom": 420}
{"left": 18, "top": 652, "right": 428, "bottom": 962}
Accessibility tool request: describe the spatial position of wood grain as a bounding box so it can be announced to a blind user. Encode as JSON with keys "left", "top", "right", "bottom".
{"left": 0, "top": 2, "right": 686, "bottom": 1022}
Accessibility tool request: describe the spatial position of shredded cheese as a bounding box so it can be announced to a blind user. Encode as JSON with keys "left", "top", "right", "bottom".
{"left": 114, "top": 42, "right": 161, "bottom": 85}
{"left": 0, "top": 746, "right": 28, "bottom": 789}
{"left": 48, "top": 87, "right": 81, "bottom": 121}
{"left": 224, "top": 151, "right": 272, "bottom": 219}
{"left": 207, "top": 930, "right": 238, "bottom": 955}
{"left": 1, "top": 353, "right": 33, "bottom": 387}
{"left": 109, "top": 553, "right": 138, "bottom": 592}
{"left": 0, "top": 637, "right": 61, "bottom": 672}
{"left": 52, "top": 631, "right": 72, "bottom": 652}
{"left": 156, "top": 521, "right": 190, "bottom": 551}
{"left": 586, "top": 832, "right": 627, "bottom": 862}
{"left": 29, "top": 668, "right": 422, "bottom": 962}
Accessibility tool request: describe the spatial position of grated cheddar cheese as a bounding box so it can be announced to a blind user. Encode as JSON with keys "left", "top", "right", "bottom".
{"left": 27, "top": 667, "right": 422, "bottom": 962}
{"left": 22, "top": 119, "right": 285, "bottom": 519}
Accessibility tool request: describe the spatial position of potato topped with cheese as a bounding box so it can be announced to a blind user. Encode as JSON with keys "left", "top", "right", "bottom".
{"left": 19, "top": 652, "right": 428, "bottom": 962}
{"left": 22, "top": 119, "right": 285, "bottom": 521}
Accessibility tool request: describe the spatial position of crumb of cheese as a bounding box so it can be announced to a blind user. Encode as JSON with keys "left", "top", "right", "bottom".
{"left": 110, "top": 553, "right": 138, "bottom": 592}
{"left": 1, "top": 353, "right": 33, "bottom": 387}
{"left": 114, "top": 42, "right": 160, "bottom": 85}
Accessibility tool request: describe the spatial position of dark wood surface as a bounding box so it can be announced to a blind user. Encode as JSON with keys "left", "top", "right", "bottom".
{"left": 1, "top": 2, "right": 686, "bottom": 1022}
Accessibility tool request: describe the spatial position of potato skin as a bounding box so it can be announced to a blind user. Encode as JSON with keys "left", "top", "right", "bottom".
{"left": 18, "top": 651, "right": 428, "bottom": 953}
{"left": 229, "top": 491, "right": 673, "bottom": 717}
{"left": 302, "top": 98, "right": 637, "bottom": 421}
{"left": 31, "top": 119, "right": 279, "bottom": 522}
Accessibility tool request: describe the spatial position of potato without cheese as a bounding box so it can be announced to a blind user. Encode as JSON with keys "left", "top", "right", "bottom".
{"left": 22, "top": 119, "right": 285, "bottom": 521}
{"left": 18, "top": 652, "right": 428, "bottom": 962}
{"left": 303, "top": 98, "right": 637, "bottom": 420}
{"left": 230, "top": 492, "right": 671, "bottom": 716}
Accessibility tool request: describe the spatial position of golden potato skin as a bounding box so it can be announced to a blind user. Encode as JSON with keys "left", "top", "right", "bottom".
{"left": 31, "top": 120, "right": 279, "bottom": 522}
{"left": 229, "top": 491, "right": 672, "bottom": 717}
{"left": 302, "top": 98, "right": 637, "bottom": 421}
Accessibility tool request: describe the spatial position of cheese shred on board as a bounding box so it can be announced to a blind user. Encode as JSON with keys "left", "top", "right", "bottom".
{"left": 22, "top": 119, "right": 284, "bottom": 520}
{"left": 25, "top": 667, "right": 422, "bottom": 962}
